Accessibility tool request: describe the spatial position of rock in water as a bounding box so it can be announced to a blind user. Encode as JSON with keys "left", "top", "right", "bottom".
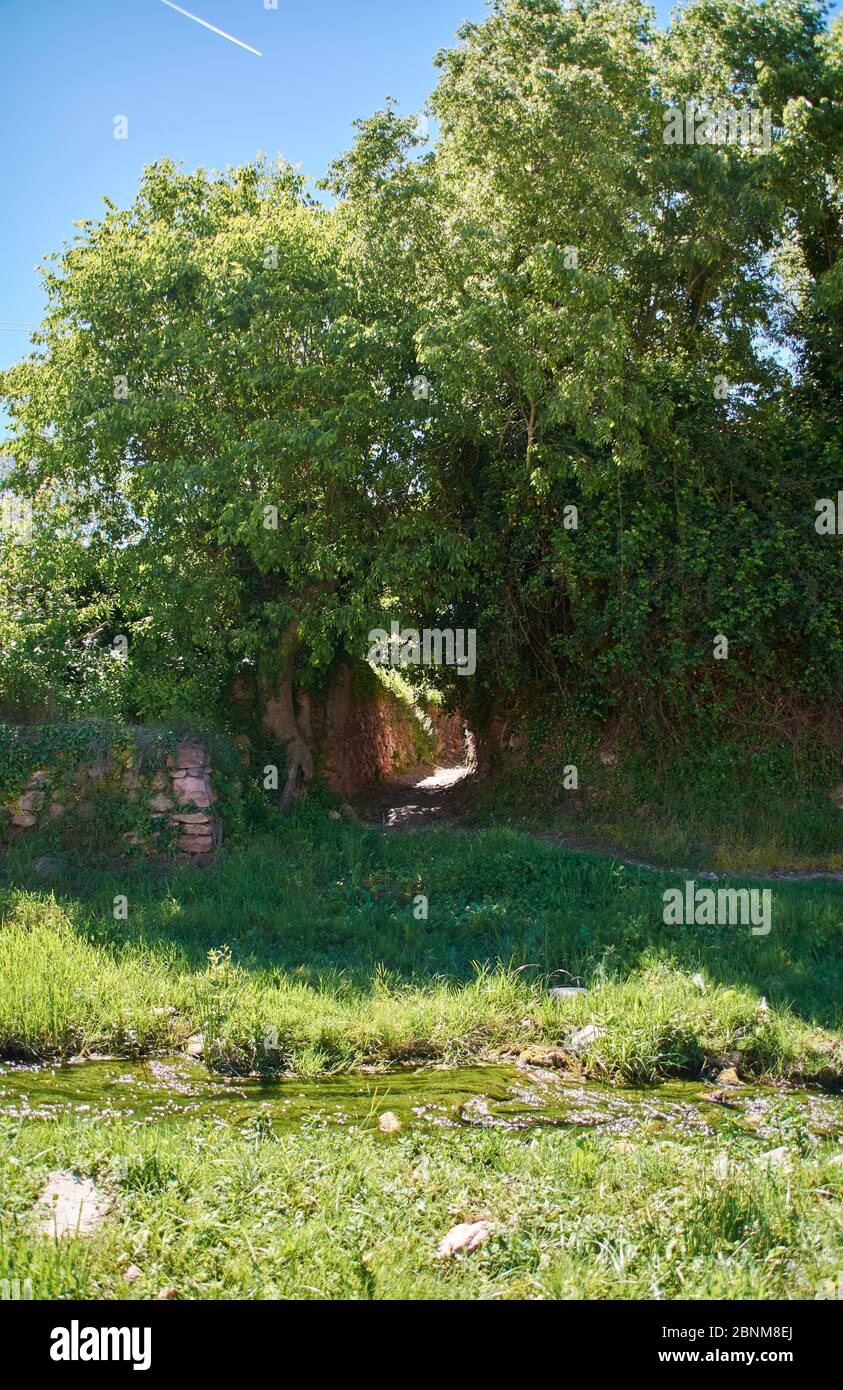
{"left": 702, "top": 1090, "right": 740, "bottom": 1109}
{"left": 435, "top": 1220, "right": 493, "bottom": 1259}
{"left": 716, "top": 1066, "right": 742, "bottom": 1086}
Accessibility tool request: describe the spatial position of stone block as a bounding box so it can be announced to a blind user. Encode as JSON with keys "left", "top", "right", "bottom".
{"left": 176, "top": 741, "right": 207, "bottom": 768}
{"left": 178, "top": 835, "right": 214, "bottom": 854}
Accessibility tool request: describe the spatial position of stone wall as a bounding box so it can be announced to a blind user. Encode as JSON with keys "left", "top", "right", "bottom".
{"left": 151, "top": 739, "right": 220, "bottom": 864}
{"left": 1, "top": 687, "right": 467, "bottom": 861}
{"left": 431, "top": 708, "right": 467, "bottom": 765}
{"left": 3, "top": 736, "right": 221, "bottom": 866}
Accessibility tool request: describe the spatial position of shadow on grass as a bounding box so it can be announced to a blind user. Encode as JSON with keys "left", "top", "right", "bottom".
{"left": 2, "top": 799, "right": 841, "bottom": 1032}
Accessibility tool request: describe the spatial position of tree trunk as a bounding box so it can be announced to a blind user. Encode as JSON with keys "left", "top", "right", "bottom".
{"left": 260, "top": 620, "right": 314, "bottom": 814}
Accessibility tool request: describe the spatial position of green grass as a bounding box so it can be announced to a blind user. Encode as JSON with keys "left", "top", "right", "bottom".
{"left": 471, "top": 723, "right": 843, "bottom": 874}
{"left": 2, "top": 1106, "right": 841, "bottom": 1300}
{"left": 0, "top": 801, "right": 840, "bottom": 1083}
{"left": 1, "top": 806, "right": 841, "bottom": 1301}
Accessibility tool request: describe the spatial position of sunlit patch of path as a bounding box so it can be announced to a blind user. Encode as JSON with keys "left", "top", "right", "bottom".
{"left": 353, "top": 762, "right": 473, "bottom": 829}
{"left": 415, "top": 765, "right": 471, "bottom": 794}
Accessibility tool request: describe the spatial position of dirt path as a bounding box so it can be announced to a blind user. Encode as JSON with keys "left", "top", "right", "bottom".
{"left": 351, "top": 762, "right": 843, "bottom": 883}
{"left": 352, "top": 762, "right": 473, "bottom": 829}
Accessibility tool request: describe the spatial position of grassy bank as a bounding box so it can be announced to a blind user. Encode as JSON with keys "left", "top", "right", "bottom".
{"left": 469, "top": 718, "right": 843, "bottom": 875}
{"left": 2, "top": 1105, "right": 841, "bottom": 1300}
{"left": 1, "top": 804, "right": 840, "bottom": 1084}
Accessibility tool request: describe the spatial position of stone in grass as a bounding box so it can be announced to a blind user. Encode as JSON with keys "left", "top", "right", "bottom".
{"left": 378, "top": 1111, "right": 402, "bottom": 1134}
{"left": 123, "top": 1264, "right": 142, "bottom": 1283}
{"left": 185, "top": 1034, "right": 204, "bottom": 1058}
{"left": 340, "top": 803, "right": 362, "bottom": 824}
{"left": 518, "top": 1045, "right": 567, "bottom": 1068}
{"left": 33, "top": 856, "right": 60, "bottom": 878}
{"left": 549, "top": 987, "right": 588, "bottom": 1000}
{"left": 712, "top": 1154, "right": 731, "bottom": 1182}
{"left": 35, "top": 1172, "right": 110, "bottom": 1238}
{"left": 568, "top": 1023, "right": 604, "bottom": 1052}
{"left": 436, "top": 1220, "right": 494, "bottom": 1259}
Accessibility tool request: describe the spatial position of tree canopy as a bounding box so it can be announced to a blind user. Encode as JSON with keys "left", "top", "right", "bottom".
{"left": 2, "top": 0, "right": 841, "bottom": 767}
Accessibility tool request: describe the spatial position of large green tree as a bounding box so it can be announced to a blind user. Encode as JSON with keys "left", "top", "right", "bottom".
{"left": 3, "top": 0, "right": 841, "bottom": 775}
{"left": 1, "top": 159, "right": 423, "bottom": 801}
{"left": 329, "top": 0, "right": 843, "bottom": 733}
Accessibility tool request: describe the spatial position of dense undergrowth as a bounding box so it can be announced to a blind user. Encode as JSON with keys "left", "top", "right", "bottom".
{"left": 471, "top": 707, "right": 843, "bottom": 872}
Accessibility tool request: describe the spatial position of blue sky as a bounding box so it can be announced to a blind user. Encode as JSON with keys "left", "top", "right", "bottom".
{"left": 0, "top": 0, "right": 478, "bottom": 371}
{"left": 0, "top": 0, "right": 839, "bottom": 381}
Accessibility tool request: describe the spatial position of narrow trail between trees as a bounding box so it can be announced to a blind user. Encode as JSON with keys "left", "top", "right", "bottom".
{"left": 350, "top": 762, "right": 843, "bottom": 884}
{"left": 351, "top": 762, "right": 473, "bottom": 829}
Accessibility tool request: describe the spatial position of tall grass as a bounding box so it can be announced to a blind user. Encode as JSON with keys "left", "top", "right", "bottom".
{"left": 1, "top": 804, "right": 840, "bottom": 1081}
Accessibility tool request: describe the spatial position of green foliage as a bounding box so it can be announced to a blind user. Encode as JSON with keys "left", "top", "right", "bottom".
{"left": 0, "top": 0, "right": 841, "bottom": 764}
{"left": 327, "top": 0, "right": 843, "bottom": 726}
{"left": 471, "top": 677, "right": 843, "bottom": 860}
{"left": 0, "top": 159, "right": 421, "bottom": 729}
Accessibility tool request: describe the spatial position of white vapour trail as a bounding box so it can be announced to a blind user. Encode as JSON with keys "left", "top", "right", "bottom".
{"left": 159, "top": 1, "right": 262, "bottom": 57}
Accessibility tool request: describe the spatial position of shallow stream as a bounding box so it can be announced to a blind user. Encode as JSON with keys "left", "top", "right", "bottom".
{"left": 1, "top": 1056, "right": 841, "bottom": 1149}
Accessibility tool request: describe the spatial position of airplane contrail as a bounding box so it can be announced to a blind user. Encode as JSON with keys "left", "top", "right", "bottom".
{"left": 159, "top": 1, "right": 262, "bottom": 57}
